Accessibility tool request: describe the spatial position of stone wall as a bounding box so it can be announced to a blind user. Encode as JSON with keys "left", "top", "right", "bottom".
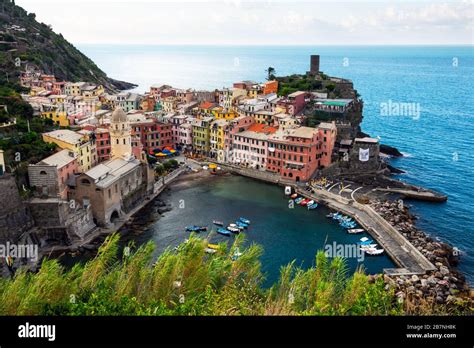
{"left": 0, "top": 174, "right": 34, "bottom": 243}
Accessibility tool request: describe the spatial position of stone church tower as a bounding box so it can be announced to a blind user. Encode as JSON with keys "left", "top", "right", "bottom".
{"left": 110, "top": 107, "right": 132, "bottom": 160}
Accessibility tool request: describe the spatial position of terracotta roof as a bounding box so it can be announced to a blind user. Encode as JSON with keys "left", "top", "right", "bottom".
{"left": 199, "top": 101, "right": 215, "bottom": 109}
{"left": 247, "top": 123, "right": 277, "bottom": 134}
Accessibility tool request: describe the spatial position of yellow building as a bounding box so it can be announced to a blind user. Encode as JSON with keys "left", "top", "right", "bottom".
{"left": 211, "top": 107, "right": 236, "bottom": 120}
{"left": 42, "top": 129, "right": 97, "bottom": 172}
{"left": 41, "top": 109, "right": 69, "bottom": 127}
{"left": 210, "top": 119, "right": 227, "bottom": 161}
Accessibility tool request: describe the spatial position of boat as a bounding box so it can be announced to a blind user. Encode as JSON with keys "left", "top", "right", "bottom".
{"left": 290, "top": 193, "right": 298, "bottom": 199}
{"left": 217, "top": 228, "right": 231, "bottom": 236}
{"left": 306, "top": 200, "right": 315, "bottom": 206}
{"left": 358, "top": 240, "right": 374, "bottom": 246}
{"left": 239, "top": 217, "right": 251, "bottom": 224}
{"left": 326, "top": 213, "right": 335, "bottom": 218}
{"left": 360, "top": 237, "right": 370, "bottom": 242}
{"left": 365, "top": 248, "right": 384, "bottom": 256}
{"left": 186, "top": 225, "right": 207, "bottom": 232}
{"left": 207, "top": 244, "right": 219, "bottom": 250}
{"left": 213, "top": 220, "right": 224, "bottom": 226}
{"left": 307, "top": 203, "right": 318, "bottom": 210}
{"left": 300, "top": 198, "right": 310, "bottom": 206}
{"left": 227, "top": 226, "right": 240, "bottom": 233}
{"left": 294, "top": 197, "right": 304, "bottom": 204}
{"left": 359, "top": 244, "right": 378, "bottom": 249}
{"left": 235, "top": 221, "right": 248, "bottom": 228}
{"left": 348, "top": 228, "right": 365, "bottom": 234}
{"left": 204, "top": 248, "right": 217, "bottom": 254}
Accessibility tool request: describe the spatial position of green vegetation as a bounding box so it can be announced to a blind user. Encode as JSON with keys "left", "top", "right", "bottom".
{"left": 276, "top": 74, "right": 323, "bottom": 97}
{"left": 0, "top": 84, "right": 57, "bottom": 185}
{"left": 266, "top": 66, "right": 276, "bottom": 81}
{"left": 0, "top": 233, "right": 403, "bottom": 316}
{"left": 0, "top": 0, "right": 134, "bottom": 90}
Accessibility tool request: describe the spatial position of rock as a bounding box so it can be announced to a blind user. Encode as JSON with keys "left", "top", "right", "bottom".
{"left": 440, "top": 266, "right": 450, "bottom": 276}
{"left": 421, "top": 279, "right": 428, "bottom": 288}
{"left": 436, "top": 296, "right": 444, "bottom": 304}
{"left": 411, "top": 275, "right": 419, "bottom": 283}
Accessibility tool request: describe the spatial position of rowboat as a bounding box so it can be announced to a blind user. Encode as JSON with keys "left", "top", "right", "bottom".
{"left": 239, "top": 217, "right": 251, "bottom": 224}
{"left": 290, "top": 193, "right": 298, "bottom": 199}
{"left": 217, "top": 228, "right": 231, "bottom": 236}
{"left": 227, "top": 226, "right": 240, "bottom": 233}
{"left": 360, "top": 237, "right": 370, "bottom": 242}
{"left": 207, "top": 244, "right": 219, "bottom": 250}
{"left": 358, "top": 240, "right": 374, "bottom": 246}
{"left": 213, "top": 220, "right": 224, "bottom": 226}
{"left": 204, "top": 248, "right": 217, "bottom": 254}
{"left": 186, "top": 225, "right": 207, "bottom": 232}
{"left": 306, "top": 200, "right": 315, "bottom": 206}
{"left": 235, "top": 221, "right": 248, "bottom": 228}
{"left": 307, "top": 203, "right": 318, "bottom": 210}
{"left": 300, "top": 198, "right": 310, "bottom": 206}
{"left": 348, "top": 228, "right": 364, "bottom": 234}
{"left": 294, "top": 197, "right": 304, "bottom": 204}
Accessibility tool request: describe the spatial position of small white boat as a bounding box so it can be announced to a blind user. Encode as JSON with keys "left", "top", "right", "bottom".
{"left": 348, "top": 228, "right": 364, "bottom": 234}
{"left": 204, "top": 248, "right": 217, "bottom": 254}
{"left": 227, "top": 226, "right": 240, "bottom": 233}
{"left": 365, "top": 248, "right": 384, "bottom": 255}
{"left": 360, "top": 237, "right": 370, "bottom": 242}
{"left": 359, "top": 244, "right": 378, "bottom": 249}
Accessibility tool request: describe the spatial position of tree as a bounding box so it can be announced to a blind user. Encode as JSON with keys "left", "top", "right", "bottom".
{"left": 266, "top": 67, "right": 276, "bottom": 81}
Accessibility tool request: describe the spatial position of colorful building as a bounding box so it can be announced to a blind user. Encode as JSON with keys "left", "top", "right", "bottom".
{"left": 210, "top": 119, "right": 228, "bottom": 160}
{"left": 191, "top": 116, "right": 213, "bottom": 155}
{"left": 263, "top": 80, "right": 278, "bottom": 95}
{"left": 42, "top": 129, "right": 97, "bottom": 172}
{"left": 28, "top": 149, "right": 78, "bottom": 199}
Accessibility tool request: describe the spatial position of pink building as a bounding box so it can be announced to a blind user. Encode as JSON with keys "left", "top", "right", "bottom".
{"left": 28, "top": 149, "right": 79, "bottom": 199}
{"left": 277, "top": 91, "right": 306, "bottom": 116}
{"left": 224, "top": 116, "right": 254, "bottom": 161}
{"left": 95, "top": 127, "right": 111, "bottom": 162}
{"left": 266, "top": 124, "right": 337, "bottom": 182}
{"left": 230, "top": 123, "right": 277, "bottom": 170}
{"left": 177, "top": 123, "right": 193, "bottom": 150}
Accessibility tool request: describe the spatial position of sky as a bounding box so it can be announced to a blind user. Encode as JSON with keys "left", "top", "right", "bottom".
{"left": 15, "top": 0, "right": 474, "bottom": 45}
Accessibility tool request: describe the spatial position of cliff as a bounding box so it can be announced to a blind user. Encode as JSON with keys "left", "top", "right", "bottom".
{"left": 0, "top": 0, "right": 136, "bottom": 92}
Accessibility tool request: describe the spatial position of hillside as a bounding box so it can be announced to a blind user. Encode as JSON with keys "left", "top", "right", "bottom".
{"left": 0, "top": 0, "right": 136, "bottom": 92}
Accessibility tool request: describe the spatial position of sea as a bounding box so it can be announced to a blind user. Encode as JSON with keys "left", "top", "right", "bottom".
{"left": 78, "top": 44, "right": 474, "bottom": 284}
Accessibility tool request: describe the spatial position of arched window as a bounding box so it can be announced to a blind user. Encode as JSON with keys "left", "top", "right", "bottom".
{"left": 116, "top": 139, "right": 119, "bottom": 144}
{"left": 40, "top": 171, "right": 47, "bottom": 175}
{"left": 81, "top": 179, "right": 91, "bottom": 185}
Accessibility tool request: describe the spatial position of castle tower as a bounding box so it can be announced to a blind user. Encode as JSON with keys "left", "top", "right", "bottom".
{"left": 110, "top": 107, "right": 132, "bottom": 160}
{"left": 310, "top": 55, "right": 320, "bottom": 74}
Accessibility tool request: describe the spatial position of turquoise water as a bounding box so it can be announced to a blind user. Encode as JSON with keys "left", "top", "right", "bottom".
{"left": 129, "top": 175, "right": 394, "bottom": 286}
{"left": 79, "top": 44, "right": 474, "bottom": 283}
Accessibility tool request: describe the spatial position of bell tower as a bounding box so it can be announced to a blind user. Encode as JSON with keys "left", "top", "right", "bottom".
{"left": 110, "top": 107, "right": 132, "bottom": 160}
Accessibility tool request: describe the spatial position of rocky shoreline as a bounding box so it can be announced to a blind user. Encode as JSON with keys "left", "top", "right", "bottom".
{"left": 369, "top": 199, "right": 473, "bottom": 311}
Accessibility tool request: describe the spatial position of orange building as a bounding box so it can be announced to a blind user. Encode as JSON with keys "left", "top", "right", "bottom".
{"left": 263, "top": 80, "right": 278, "bottom": 95}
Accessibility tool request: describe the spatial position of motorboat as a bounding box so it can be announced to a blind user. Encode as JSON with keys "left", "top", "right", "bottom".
{"left": 307, "top": 203, "right": 318, "bottom": 210}
{"left": 359, "top": 244, "right": 378, "bottom": 249}
{"left": 207, "top": 244, "right": 219, "bottom": 250}
{"left": 204, "top": 248, "right": 217, "bottom": 254}
{"left": 186, "top": 225, "right": 207, "bottom": 232}
{"left": 294, "top": 197, "right": 304, "bottom": 204}
{"left": 213, "top": 220, "right": 224, "bottom": 226}
{"left": 290, "top": 193, "right": 298, "bottom": 199}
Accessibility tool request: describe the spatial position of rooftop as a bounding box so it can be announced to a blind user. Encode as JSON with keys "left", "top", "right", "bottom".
{"left": 84, "top": 157, "right": 141, "bottom": 189}
{"left": 39, "top": 149, "right": 76, "bottom": 168}
{"left": 43, "top": 129, "right": 84, "bottom": 145}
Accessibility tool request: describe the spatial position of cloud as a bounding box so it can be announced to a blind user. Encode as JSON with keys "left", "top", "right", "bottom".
{"left": 15, "top": 0, "right": 474, "bottom": 45}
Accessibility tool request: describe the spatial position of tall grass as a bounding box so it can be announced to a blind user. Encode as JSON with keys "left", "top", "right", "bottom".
{"left": 0, "top": 233, "right": 419, "bottom": 315}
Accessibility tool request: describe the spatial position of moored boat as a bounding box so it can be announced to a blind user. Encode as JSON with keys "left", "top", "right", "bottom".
{"left": 227, "top": 226, "right": 240, "bottom": 233}
{"left": 307, "top": 203, "right": 318, "bottom": 210}
{"left": 300, "top": 198, "right": 310, "bottom": 206}
{"left": 239, "top": 217, "right": 251, "bottom": 224}
{"left": 186, "top": 225, "right": 207, "bottom": 232}
{"left": 365, "top": 248, "right": 384, "bottom": 255}
{"left": 348, "top": 228, "right": 364, "bottom": 234}
{"left": 235, "top": 221, "right": 248, "bottom": 228}
{"left": 294, "top": 197, "right": 304, "bottom": 204}
{"left": 290, "top": 193, "right": 298, "bottom": 199}
{"left": 207, "top": 244, "right": 219, "bottom": 250}
{"left": 217, "top": 228, "right": 231, "bottom": 236}
{"left": 213, "top": 220, "right": 224, "bottom": 226}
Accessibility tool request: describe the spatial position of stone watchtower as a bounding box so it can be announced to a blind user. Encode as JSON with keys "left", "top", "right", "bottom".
{"left": 110, "top": 107, "right": 132, "bottom": 160}
{"left": 310, "top": 55, "right": 320, "bottom": 75}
